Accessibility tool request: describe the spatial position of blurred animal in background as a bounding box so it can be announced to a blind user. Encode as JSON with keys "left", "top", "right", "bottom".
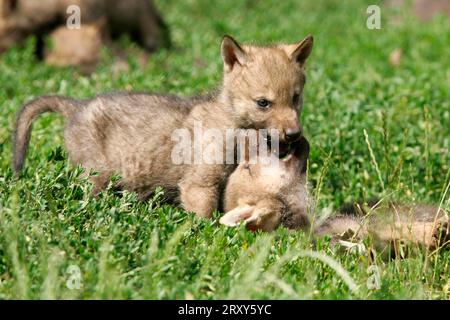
{"left": 45, "top": 24, "right": 103, "bottom": 72}
{"left": 0, "top": 0, "right": 170, "bottom": 70}
{"left": 389, "top": 0, "right": 450, "bottom": 21}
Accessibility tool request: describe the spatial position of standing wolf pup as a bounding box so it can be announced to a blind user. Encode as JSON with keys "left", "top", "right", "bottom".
{"left": 13, "top": 35, "right": 314, "bottom": 218}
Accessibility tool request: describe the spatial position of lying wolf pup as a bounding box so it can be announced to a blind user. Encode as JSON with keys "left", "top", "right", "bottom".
{"left": 13, "top": 35, "right": 314, "bottom": 218}
{"left": 220, "top": 136, "right": 310, "bottom": 231}
{"left": 220, "top": 137, "right": 449, "bottom": 251}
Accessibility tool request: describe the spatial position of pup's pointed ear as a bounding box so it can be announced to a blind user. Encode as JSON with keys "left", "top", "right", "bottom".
{"left": 219, "top": 205, "right": 256, "bottom": 227}
{"left": 221, "top": 35, "right": 247, "bottom": 72}
{"left": 286, "top": 35, "right": 313, "bottom": 65}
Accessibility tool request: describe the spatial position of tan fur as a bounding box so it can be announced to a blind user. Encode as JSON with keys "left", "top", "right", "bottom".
{"left": 13, "top": 35, "right": 314, "bottom": 218}
{"left": 221, "top": 37, "right": 311, "bottom": 138}
{"left": 222, "top": 138, "right": 449, "bottom": 252}
{"left": 314, "top": 202, "right": 449, "bottom": 253}
{"left": 326, "top": 203, "right": 450, "bottom": 251}
{"left": 221, "top": 136, "right": 310, "bottom": 231}
{"left": 45, "top": 23, "right": 102, "bottom": 70}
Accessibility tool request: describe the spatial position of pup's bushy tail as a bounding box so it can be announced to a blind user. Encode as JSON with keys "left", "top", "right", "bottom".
{"left": 13, "top": 96, "right": 79, "bottom": 173}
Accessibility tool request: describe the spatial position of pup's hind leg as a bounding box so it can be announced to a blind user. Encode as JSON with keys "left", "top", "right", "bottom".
{"left": 64, "top": 123, "right": 112, "bottom": 196}
{"left": 314, "top": 215, "right": 366, "bottom": 242}
{"left": 370, "top": 216, "right": 449, "bottom": 251}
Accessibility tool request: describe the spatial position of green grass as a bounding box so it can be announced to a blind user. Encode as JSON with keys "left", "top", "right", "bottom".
{"left": 0, "top": 0, "right": 449, "bottom": 299}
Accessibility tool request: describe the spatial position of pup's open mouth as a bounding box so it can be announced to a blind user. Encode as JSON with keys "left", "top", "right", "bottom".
{"left": 266, "top": 135, "right": 301, "bottom": 160}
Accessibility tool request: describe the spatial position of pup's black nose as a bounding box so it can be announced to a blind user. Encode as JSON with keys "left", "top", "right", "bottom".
{"left": 285, "top": 128, "right": 302, "bottom": 142}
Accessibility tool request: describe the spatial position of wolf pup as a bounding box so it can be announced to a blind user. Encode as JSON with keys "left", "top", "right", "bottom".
{"left": 220, "top": 136, "right": 310, "bottom": 232}
{"left": 221, "top": 140, "right": 449, "bottom": 251}
{"left": 13, "top": 35, "right": 314, "bottom": 218}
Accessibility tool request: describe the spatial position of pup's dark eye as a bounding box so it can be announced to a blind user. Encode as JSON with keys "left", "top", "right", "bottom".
{"left": 256, "top": 98, "right": 271, "bottom": 109}
{"left": 293, "top": 93, "right": 300, "bottom": 106}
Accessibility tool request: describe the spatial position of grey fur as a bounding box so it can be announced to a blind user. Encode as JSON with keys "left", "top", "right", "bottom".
{"left": 13, "top": 36, "right": 315, "bottom": 218}
{"left": 13, "top": 96, "right": 80, "bottom": 172}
